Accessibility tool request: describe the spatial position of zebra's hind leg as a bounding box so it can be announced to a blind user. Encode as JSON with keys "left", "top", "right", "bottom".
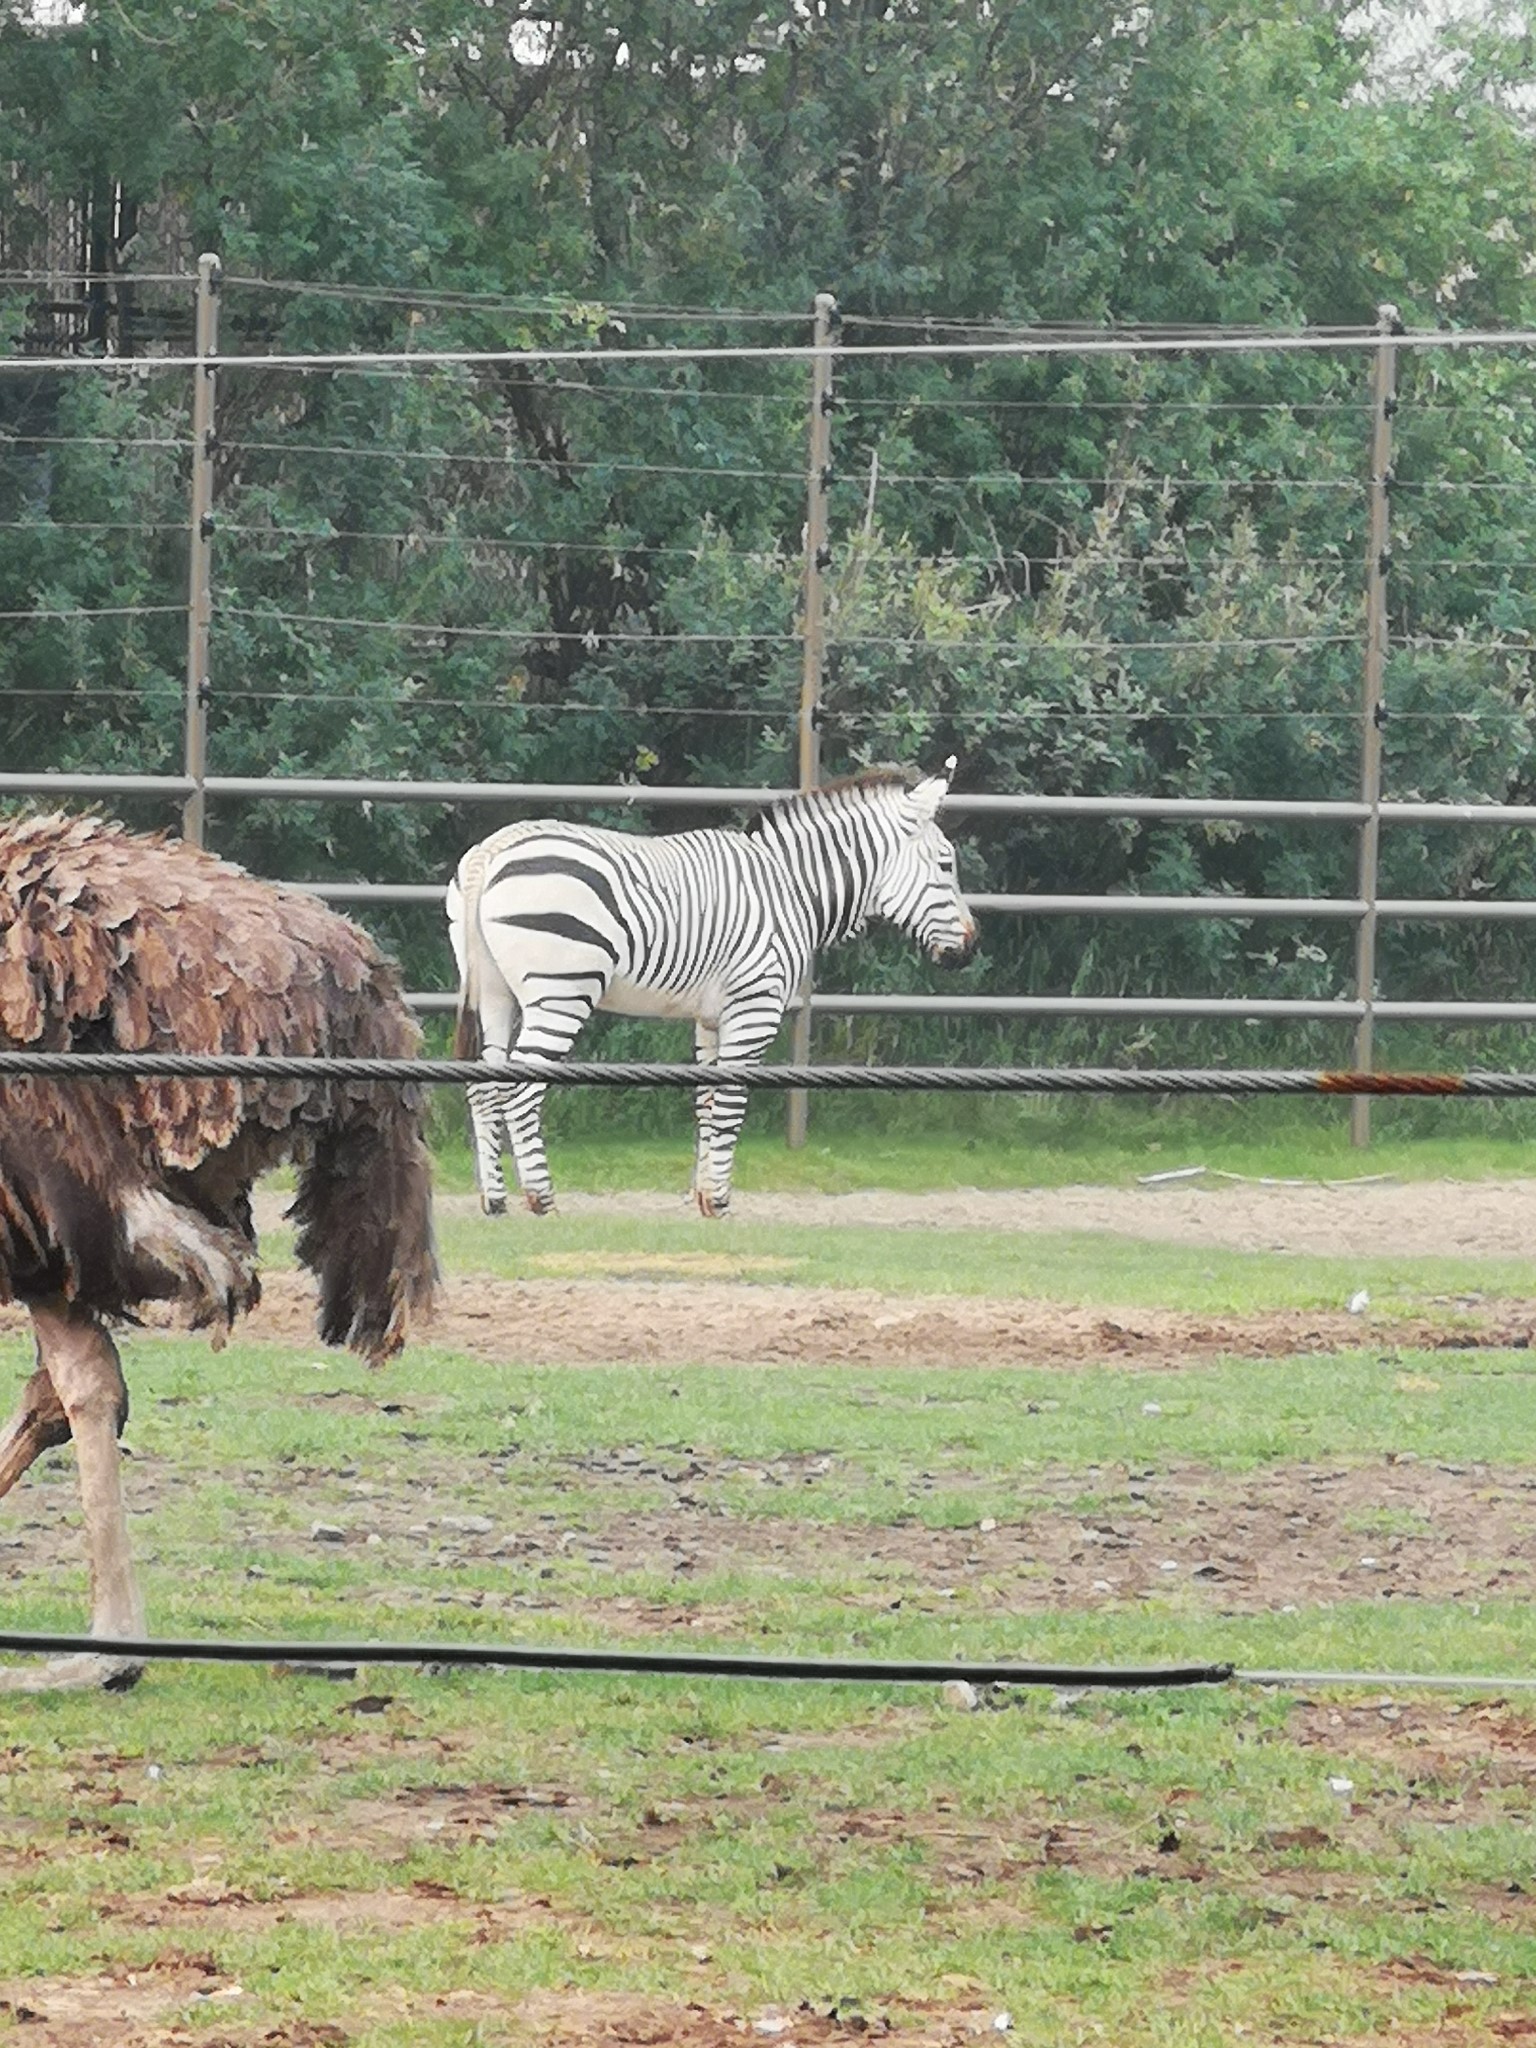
{"left": 466, "top": 1080, "right": 511, "bottom": 1216}
{"left": 500, "top": 1076, "right": 558, "bottom": 1214}
{"left": 500, "top": 996, "right": 599, "bottom": 1215}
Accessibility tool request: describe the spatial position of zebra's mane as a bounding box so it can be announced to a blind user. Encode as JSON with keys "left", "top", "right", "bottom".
{"left": 747, "top": 767, "right": 916, "bottom": 834}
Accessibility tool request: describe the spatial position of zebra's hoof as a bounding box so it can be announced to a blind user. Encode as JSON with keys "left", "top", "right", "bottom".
{"left": 525, "top": 1190, "right": 556, "bottom": 1217}
{"left": 481, "top": 1194, "right": 507, "bottom": 1218}
{"left": 696, "top": 1190, "right": 730, "bottom": 1221}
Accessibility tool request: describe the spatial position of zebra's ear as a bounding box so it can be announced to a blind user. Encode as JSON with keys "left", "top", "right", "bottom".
{"left": 909, "top": 756, "right": 956, "bottom": 821}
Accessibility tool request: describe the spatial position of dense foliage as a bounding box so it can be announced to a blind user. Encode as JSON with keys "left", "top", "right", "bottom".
{"left": 3, "top": 0, "right": 1535, "bottom": 1042}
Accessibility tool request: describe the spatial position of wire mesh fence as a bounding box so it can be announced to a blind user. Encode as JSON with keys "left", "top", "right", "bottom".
{"left": 4, "top": 269, "right": 1536, "bottom": 1077}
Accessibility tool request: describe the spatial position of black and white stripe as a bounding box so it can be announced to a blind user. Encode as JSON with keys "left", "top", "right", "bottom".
{"left": 447, "top": 761, "right": 977, "bottom": 1216}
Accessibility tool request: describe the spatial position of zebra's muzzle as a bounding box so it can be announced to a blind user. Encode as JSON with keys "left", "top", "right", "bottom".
{"left": 931, "top": 927, "right": 978, "bottom": 969}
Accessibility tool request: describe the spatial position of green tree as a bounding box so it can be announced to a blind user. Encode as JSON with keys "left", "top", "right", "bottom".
{"left": 3, "top": 0, "right": 1536, "bottom": 1025}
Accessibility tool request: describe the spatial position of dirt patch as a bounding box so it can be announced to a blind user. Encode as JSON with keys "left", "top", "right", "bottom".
{"left": 8, "top": 1431, "right": 1535, "bottom": 1624}
{"left": 227, "top": 1267, "right": 1534, "bottom": 1371}
{"left": 1, "top": 1974, "right": 1526, "bottom": 2048}
{"left": 11, "top": 1692, "right": 1536, "bottom": 2047}
{"left": 10, "top": 1178, "right": 1536, "bottom": 1372}
{"left": 12, "top": 1710, "right": 1536, "bottom": 2046}
{"left": 232, "top": 1177, "right": 1536, "bottom": 1366}
{"left": 518, "top": 1455, "right": 1536, "bottom": 1617}
{"left": 0, "top": 1972, "right": 1018, "bottom": 2048}
{"left": 100, "top": 1881, "right": 489, "bottom": 1933}
{"left": 1288, "top": 1692, "right": 1536, "bottom": 1783}
{"left": 499, "top": 1993, "right": 1009, "bottom": 2047}
{"left": 15, "top": 1262, "right": 1521, "bottom": 1373}
{"left": 406, "top": 1176, "right": 1536, "bottom": 1260}
{"left": 0, "top": 1956, "right": 244, "bottom": 2045}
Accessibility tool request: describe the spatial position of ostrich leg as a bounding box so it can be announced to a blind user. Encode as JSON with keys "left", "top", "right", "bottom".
{"left": 0, "top": 1364, "right": 70, "bottom": 1494}
{"left": 0, "top": 1301, "right": 145, "bottom": 1692}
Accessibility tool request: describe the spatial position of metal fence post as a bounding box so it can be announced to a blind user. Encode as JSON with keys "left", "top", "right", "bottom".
{"left": 787, "top": 290, "right": 838, "bottom": 1149}
{"left": 182, "top": 252, "right": 221, "bottom": 846}
{"left": 1350, "top": 304, "right": 1400, "bottom": 1146}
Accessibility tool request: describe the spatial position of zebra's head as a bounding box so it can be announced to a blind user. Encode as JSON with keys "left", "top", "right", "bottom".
{"left": 871, "top": 757, "right": 978, "bottom": 969}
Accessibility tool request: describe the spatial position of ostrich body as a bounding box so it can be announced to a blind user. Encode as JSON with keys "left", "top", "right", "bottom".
{"left": 0, "top": 812, "right": 437, "bottom": 1689}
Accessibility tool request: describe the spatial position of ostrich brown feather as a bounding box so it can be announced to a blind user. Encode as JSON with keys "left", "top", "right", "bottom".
{"left": 0, "top": 811, "right": 436, "bottom": 1358}
{"left": 0, "top": 811, "right": 437, "bottom": 1689}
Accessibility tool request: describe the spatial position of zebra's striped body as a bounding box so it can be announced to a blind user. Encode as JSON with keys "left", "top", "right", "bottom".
{"left": 447, "top": 763, "right": 976, "bottom": 1216}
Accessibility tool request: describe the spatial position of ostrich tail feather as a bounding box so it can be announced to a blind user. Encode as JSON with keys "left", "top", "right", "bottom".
{"left": 290, "top": 1088, "right": 437, "bottom": 1363}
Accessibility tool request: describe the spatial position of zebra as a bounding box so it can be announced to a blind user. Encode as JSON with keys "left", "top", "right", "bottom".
{"left": 446, "top": 759, "right": 978, "bottom": 1218}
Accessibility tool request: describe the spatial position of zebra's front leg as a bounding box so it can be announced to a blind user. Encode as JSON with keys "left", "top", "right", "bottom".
{"left": 696, "top": 1077, "right": 750, "bottom": 1219}
{"left": 695, "top": 1016, "right": 777, "bottom": 1220}
{"left": 691, "top": 1021, "right": 720, "bottom": 1206}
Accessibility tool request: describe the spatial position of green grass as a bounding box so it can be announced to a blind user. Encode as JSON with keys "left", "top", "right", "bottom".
{"left": 12, "top": 1660, "right": 1531, "bottom": 2043}
{"left": 14, "top": 1334, "right": 1536, "bottom": 1520}
{"left": 6, "top": 1185, "right": 1536, "bottom": 2044}
{"left": 408, "top": 1205, "right": 1536, "bottom": 1315}
{"left": 6, "top": 1665, "right": 1535, "bottom": 2043}
{"left": 289, "top": 1096, "right": 1536, "bottom": 1312}
{"left": 5, "top": 1305, "right": 1536, "bottom": 2043}
{"left": 425, "top": 1088, "right": 1536, "bottom": 1198}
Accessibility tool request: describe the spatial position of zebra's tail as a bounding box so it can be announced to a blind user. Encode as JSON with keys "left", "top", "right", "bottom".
{"left": 450, "top": 824, "right": 544, "bottom": 1065}
{"left": 453, "top": 998, "right": 483, "bottom": 1061}
{"left": 449, "top": 845, "right": 490, "bottom": 1061}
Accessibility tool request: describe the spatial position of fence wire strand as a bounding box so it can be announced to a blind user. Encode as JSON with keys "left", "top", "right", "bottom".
{"left": 10, "top": 325, "right": 1536, "bottom": 376}
{"left": 0, "top": 1051, "right": 1524, "bottom": 1096}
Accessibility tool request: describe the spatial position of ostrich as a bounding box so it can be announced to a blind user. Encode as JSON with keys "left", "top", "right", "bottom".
{"left": 0, "top": 812, "right": 437, "bottom": 1691}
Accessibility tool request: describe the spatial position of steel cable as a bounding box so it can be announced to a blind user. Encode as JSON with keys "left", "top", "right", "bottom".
{"left": 0, "top": 1052, "right": 1522, "bottom": 1096}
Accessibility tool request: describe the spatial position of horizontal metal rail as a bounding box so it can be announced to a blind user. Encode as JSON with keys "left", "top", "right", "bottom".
{"left": 782, "top": 995, "right": 1536, "bottom": 1023}
{"left": 11, "top": 766, "right": 1536, "bottom": 827}
{"left": 0, "top": 1051, "right": 1530, "bottom": 1095}
{"left": 15, "top": 770, "right": 1536, "bottom": 831}
{"left": 5, "top": 847, "right": 1523, "bottom": 930}
{"left": 304, "top": 880, "right": 1536, "bottom": 923}
{"left": 14, "top": 767, "right": 1536, "bottom": 832}
{"left": 13, "top": 775, "right": 1536, "bottom": 1024}
{"left": 0, "top": 771, "right": 198, "bottom": 800}
{"left": 986, "top": 895, "right": 1536, "bottom": 922}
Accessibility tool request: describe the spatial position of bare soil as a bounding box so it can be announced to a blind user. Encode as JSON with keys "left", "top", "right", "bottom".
{"left": 473, "top": 1454, "right": 1536, "bottom": 1619}
{"left": 235, "top": 1174, "right": 1536, "bottom": 1371}
{"left": 0, "top": 1974, "right": 1041, "bottom": 2048}
{"left": 6, "top": 1418, "right": 1535, "bottom": 1622}
{"left": 429, "top": 1173, "right": 1536, "bottom": 1259}
{"left": 243, "top": 1264, "right": 1534, "bottom": 1370}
